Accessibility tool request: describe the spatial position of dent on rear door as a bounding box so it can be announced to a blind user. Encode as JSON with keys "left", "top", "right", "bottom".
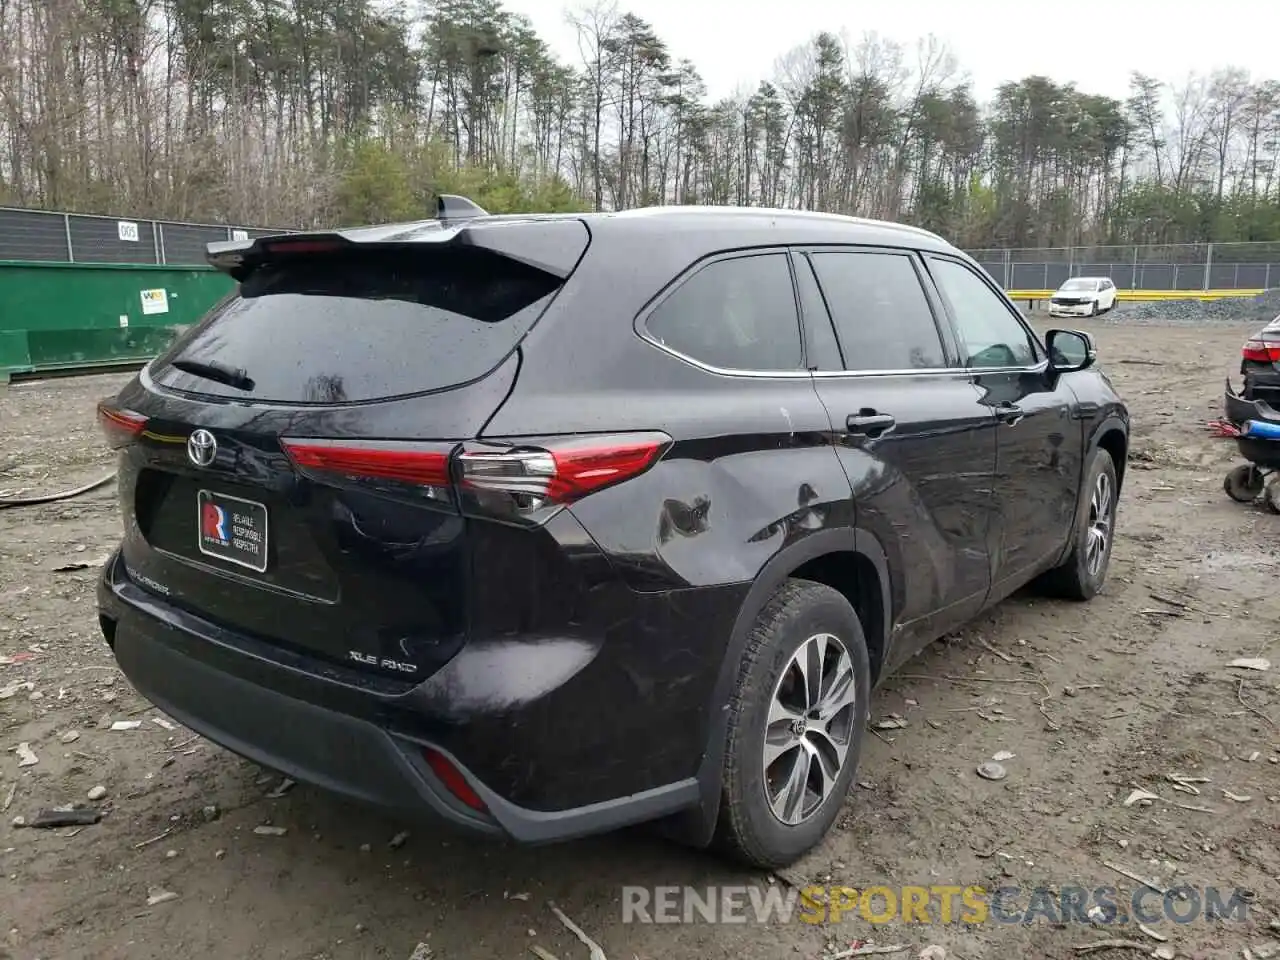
{"left": 567, "top": 378, "right": 853, "bottom": 592}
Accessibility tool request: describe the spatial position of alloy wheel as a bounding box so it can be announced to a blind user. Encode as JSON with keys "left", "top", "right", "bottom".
{"left": 1085, "top": 471, "right": 1114, "bottom": 577}
{"left": 762, "top": 632, "right": 858, "bottom": 826}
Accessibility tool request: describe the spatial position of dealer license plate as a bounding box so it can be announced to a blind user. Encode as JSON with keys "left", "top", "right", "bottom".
{"left": 197, "top": 489, "right": 269, "bottom": 573}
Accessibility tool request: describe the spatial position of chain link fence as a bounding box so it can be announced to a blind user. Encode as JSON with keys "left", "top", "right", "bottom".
{"left": 967, "top": 242, "right": 1280, "bottom": 292}
{"left": 0, "top": 207, "right": 290, "bottom": 267}
{"left": 3, "top": 205, "right": 1280, "bottom": 290}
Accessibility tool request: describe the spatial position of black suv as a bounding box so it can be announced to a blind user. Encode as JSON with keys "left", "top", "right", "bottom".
{"left": 96, "top": 198, "right": 1128, "bottom": 868}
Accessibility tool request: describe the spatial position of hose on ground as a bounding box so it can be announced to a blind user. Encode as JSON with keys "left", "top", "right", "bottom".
{"left": 0, "top": 471, "right": 118, "bottom": 509}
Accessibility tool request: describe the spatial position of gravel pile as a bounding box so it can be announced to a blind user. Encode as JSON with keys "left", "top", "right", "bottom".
{"left": 1106, "top": 288, "right": 1280, "bottom": 326}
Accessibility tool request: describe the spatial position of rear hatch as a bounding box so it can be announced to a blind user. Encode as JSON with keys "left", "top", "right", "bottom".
{"left": 104, "top": 217, "right": 590, "bottom": 685}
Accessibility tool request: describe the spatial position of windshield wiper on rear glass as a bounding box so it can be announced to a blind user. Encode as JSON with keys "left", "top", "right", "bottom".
{"left": 170, "top": 358, "right": 256, "bottom": 392}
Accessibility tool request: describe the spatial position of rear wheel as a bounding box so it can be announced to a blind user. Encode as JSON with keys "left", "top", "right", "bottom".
{"left": 715, "top": 579, "right": 870, "bottom": 869}
{"left": 1225, "top": 464, "right": 1264, "bottom": 503}
{"left": 1039, "top": 447, "right": 1118, "bottom": 600}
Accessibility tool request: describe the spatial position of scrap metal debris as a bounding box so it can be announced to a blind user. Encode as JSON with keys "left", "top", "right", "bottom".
{"left": 549, "top": 904, "right": 608, "bottom": 960}
{"left": 15, "top": 742, "right": 39, "bottom": 767}
{"left": 1228, "top": 658, "right": 1271, "bottom": 672}
{"left": 976, "top": 761, "right": 1007, "bottom": 781}
{"left": 133, "top": 828, "right": 172, "bottom": 849}
{"left": 0, "top": 682, "right": 35, "bottom": 700}
{"left": 253, "top": 825, "right": 287, "bottom": 836}
{"left": 1072, "top": 939, "right": 1156, "bottom": 954}
{"left": 1123, "top": 789, "right": 1160, "bottom": 807}
{"left": 110, "top": 720, "right": 142, "bottom": 731}
{"left": 1166, "top": 773, "right": 1208, "bottom": 795}
{"left": 873, "top": 715, "right": 909, "bottom": 730}
{"left": 1101, "top": 860, "right": 1168, "bottom": 896}
{"left": 266, "top": 778, "right": 295, "bottom": 799}
{"left": 146, "top": 887, "right": 179, "bottom": 906}
{"left": 830, "top": 944, "right": 910, "bottom": 958}
{"left": 19, "top": 806, "right": 103, "bottom": 829}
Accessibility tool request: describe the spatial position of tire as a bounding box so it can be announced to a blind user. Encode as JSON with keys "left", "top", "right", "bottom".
{"left": 1039, "top": 447, "right": 1119, "bottom": 601}
{"left": 1088, "top": 301, "right": 1098, "bottom": 317}
{"left": 1225, "top": 464, "right": 1264, "bottom": 503}
{"left": 714, "top": 579, "right": 871, "bottom": 870}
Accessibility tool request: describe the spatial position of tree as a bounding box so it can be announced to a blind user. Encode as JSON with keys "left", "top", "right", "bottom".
{"left": 0, "top": 1, "right": 1276, "bottom": 248}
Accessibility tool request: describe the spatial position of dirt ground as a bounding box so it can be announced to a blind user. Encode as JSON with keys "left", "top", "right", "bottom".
{"left": 2, "top": 319, "right": 1278, "bottom": 960}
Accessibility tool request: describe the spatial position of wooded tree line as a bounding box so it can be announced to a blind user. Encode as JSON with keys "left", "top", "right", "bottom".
{"left": 2, "top": 0, "right": 1279, "bottom": 249}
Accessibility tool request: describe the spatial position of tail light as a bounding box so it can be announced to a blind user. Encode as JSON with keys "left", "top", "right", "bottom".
{"left": 456, "top": 432, "right": 671, "bottom": 523}
{"left": 1242, "top": 339, "right": 1280, "bottom": 363}
{"left": 97, "top": 402, "right": 148, "bottom": 449}
{"left": 280, "top": 432, "right": 671, "bottom": 522}
{"left": 280, "top": 438, "right": 454, "bottom": 501}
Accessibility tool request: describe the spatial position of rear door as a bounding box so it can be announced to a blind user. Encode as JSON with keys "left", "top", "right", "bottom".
{"left": 798, "top": 247, "right": 997, "bottom": 647}
{"left": 921, "top": 253, "right": 1082, "bottom": 595}
{"left": 115, "top": 229, "right": 584, "bottom": 683}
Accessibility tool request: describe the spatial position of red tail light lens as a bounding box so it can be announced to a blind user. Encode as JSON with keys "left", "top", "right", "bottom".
{"left": 97, "top": 402, "right": 148, "bottom": 449}
{"left": 1242, "top": 339, "right": 1280, "bottom": 363}
{"left": 280, "top": 439, "right": 454, "bottom": 497}
{"left": 280, "top": 432, "right": 670, "bottom": 521}
{"left": 457, "top": 432, "right": 671, "bottom": 520}
{"left": 423, "top": 748, "right": 487, "bottom": 812}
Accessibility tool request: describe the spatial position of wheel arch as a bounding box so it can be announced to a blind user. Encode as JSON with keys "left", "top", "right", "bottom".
{"left": 1092, "top": 417, "right": 1129, "bottom": 493}
{"left": 662, "top": 527, "right": 892, "bottom": 848}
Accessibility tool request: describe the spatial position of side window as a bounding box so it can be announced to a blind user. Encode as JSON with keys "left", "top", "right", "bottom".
{"left": 808, "top": 251, "right": 946, "bottom": 371}
{"left": 926, "top": 257, "right": 1042, "bottom": 369}
{"left": 644, "top": 253, "right": 803, "bottom": 371}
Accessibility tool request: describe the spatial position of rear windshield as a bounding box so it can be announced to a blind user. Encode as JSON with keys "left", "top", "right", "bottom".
{"left": 152, "top": 247, "right": 561, "bottom": 403}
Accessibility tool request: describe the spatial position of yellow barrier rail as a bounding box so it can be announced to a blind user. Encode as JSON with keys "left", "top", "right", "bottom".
{"left": 1007, "top": 289, "right": 1266, "bottom": 302}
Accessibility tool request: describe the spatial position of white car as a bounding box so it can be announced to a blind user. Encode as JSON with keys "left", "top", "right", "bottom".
{"left": 1048, "top": 277, "right": 1118, "bottom": 317}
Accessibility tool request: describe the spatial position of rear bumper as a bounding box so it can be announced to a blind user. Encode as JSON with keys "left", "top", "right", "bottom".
{"left": 97, "top": 549, "right": 704, "bottom": 843}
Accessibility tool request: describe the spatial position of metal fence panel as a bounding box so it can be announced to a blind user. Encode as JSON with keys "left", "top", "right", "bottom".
{"left": 2, "top": 205, "right": 1280, "bottom": 288}
{"left": 67, "top": 214, "right": 158, "bottom": 264}
{"left": 158, "top": 223, "right": 235, "bottom": 266}
{"left": 0, "top": 209, "right": 71, "bottom": 261}
{"left": 975, "top": 261, "right": 1004, "bottom": 285}
{"left": 0, "top": 207, "right": 290, "bottom": 267}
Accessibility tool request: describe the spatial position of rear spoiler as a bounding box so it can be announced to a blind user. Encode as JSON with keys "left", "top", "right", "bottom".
{"left": 207, "top": 194, "right": 495, "bottom": 281}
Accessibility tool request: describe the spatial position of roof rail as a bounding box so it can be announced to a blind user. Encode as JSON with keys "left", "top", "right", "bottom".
{"left": 436, "top": 194, "right": 488, "bottom": 221}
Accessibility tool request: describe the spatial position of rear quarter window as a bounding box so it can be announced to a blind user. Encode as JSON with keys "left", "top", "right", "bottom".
{"left": 643, "top": 253, "right": 803, "bottom": 371}
{"left": 152, "top": 248, "right": 561, "bottom": 403}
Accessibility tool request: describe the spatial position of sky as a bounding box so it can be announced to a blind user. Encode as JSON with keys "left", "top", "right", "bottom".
{"left": 498, "top": 0, "right": 1274, "bottom": 106}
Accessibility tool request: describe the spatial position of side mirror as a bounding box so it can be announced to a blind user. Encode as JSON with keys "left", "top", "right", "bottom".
{"left": 1047, "top": 329, "right": 1096, "bottom": 372}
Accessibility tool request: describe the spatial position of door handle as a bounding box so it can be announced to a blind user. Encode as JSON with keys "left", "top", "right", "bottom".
{"left": 846, "top": 410, "right": 896, "bottom": 439}
{"left": 995, "top": 402, "right": 1024, "bottom": 426}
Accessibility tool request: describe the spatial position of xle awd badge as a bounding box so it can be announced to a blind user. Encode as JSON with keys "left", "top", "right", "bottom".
{"left": 187, "top": 428, "right": 217, "bottom": 467}
{"left": 349, "top": 650, "right": 419, "bottom": 675}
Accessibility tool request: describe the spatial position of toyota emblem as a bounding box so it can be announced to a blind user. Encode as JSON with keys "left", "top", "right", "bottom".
{"left": 187, "top": 429, "right": 217, "bottom": 467}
